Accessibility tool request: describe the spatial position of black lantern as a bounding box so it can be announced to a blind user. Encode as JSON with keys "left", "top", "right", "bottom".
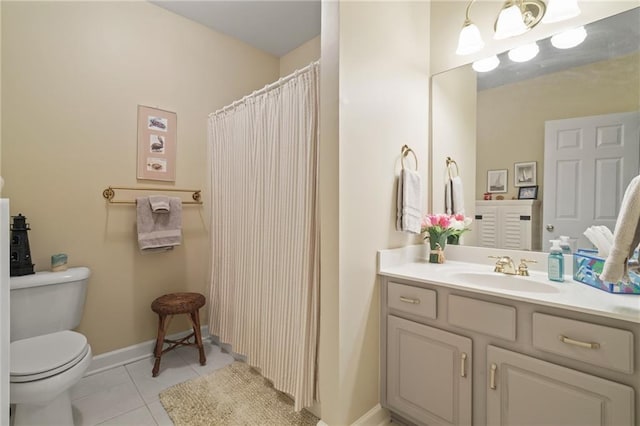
{"left": 10, "top": 213, "right": 35, "bottom": 276}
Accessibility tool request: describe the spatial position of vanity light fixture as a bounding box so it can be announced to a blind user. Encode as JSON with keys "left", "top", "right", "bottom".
{"left": 542, "top": 0, "right": 581, "bottom": 24}
{"left": 456, "top": 0, "right": 485, "bottom": 55}
{"left": 508, "top": 42, "right": 540, "bottom": 62}
{"left": 472, "top": 55, "right": 500, "bottom": 73}
{"left": 551, "top": 26, "right": 587, "bottom": 49}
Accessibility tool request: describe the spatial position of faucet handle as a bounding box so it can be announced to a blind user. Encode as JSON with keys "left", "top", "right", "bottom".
{"left": 489, "top": 255, "right": 505, "bottom": 272}
{"left": 517, "top": 258, "right": 537, "bottom": 276}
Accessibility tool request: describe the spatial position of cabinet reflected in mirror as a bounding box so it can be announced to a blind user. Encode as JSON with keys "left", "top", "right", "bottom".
{"left": 431, "top": 7, "right": 640, "bottom": 251}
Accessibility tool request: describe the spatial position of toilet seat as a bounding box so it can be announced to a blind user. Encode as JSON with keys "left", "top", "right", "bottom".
{"left": 10, "top": 330, "right": 89, "bottom": 383}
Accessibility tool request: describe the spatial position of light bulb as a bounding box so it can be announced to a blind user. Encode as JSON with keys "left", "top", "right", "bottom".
{"left": 551, "top": 26, "right": 587, "bottom": 49}
{"left": 508, "top": 42, "right": 540, "bottom": 62}
{"left": 472, "top": 55, "right": 500, "bottom": 72}
{"left": 456, "top": 21, "right": 485, "bottom": 55}
{"left": 542, "top": 0, "right": 581, "bottom": 24}
{"left": 494, "top": 3, "right": 528, "bottom": 40}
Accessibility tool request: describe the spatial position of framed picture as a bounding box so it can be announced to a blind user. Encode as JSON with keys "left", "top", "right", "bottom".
{"left": 514, "top": 161, "right": 537, "bottom": 187}
{"left": 487, "top": 169, "right": 508, "bottom": 193}
{"left": 137, "top": 105, "right": 177, "bottom": 181}
{"left": 518, "top": 185, "right": 538, "bottom": 200}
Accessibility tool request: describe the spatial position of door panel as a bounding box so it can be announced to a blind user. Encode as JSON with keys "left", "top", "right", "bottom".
{"left": 387, "top": 315, "right": 472, "bottom": 425}
{"left": 544, "top": 111, "right": 640, "bottom": 248}
{"left": 487, "top": 345, "right": 634, "bottom": 426}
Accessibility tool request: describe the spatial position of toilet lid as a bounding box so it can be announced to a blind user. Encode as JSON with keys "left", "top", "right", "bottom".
{"left": 10, "top": 331, "right": 89, "bottom": 381}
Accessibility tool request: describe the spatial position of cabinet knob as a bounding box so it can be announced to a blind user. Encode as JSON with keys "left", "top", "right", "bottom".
{"left": 546, "top": 224, "right": 555, "bottom": 232}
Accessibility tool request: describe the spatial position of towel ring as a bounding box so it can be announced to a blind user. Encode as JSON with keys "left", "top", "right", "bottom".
{"left": 401, "top": 145, "right": 418, "bottom": 171}
{"left": 446, "top": 157, "right": 459, "bottom": 179}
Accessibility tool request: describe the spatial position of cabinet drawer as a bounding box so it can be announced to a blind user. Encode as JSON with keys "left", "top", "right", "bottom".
{"left": 532, "top": 313, "right": 634, "bottom": 374}
{"left": 387, "top": 282, "right": 436, "bottom": 319}
{"left": 448, "top": 295, "right": 516, "bottom": 341}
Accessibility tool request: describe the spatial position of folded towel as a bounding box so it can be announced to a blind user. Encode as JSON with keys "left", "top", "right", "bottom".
{"left": 396, "top": 169, "right": 422, "bottom": 234}
{"left": 601, "top": 175, "right": 640, "bottom": 283}
{"left": 149, "top": 195, "right": 170, "bottom": 213}
{"left": 137, "top": 196, "right": 182, "bottom": 251}
{"left": 445, "top": 176, "right": 465, "bottom": 215}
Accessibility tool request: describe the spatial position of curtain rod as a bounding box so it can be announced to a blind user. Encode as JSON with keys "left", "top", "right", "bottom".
{"left": 209, "top": 60, "right": 320, "bottom": 118}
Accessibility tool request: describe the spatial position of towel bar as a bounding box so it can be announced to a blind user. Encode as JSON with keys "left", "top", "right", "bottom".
{"left": 102, "top": 186, "right": 202, "bottom": 204}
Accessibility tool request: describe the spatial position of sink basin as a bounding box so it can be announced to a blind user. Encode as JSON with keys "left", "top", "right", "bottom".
{"left": 449, "top": 271, "right": 560, "bottom": 293}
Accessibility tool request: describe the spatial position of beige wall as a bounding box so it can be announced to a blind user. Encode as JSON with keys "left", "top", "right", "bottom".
{"left": 279, "top": 36, "right": 321, "bottom": 77}
{"left": 319, "top": 1, "right": 430, "bottom": 423}
{"left": 476, "top": 52, "right": 640, "bottom": 201}
{"left": 429, "top": 1, "right": 638, "bottom": 75}
{"left": 1, "top": 1, "right": 279, "bottom": 355}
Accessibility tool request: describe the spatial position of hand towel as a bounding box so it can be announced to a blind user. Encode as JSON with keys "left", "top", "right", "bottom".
{"left": 137, "top": 196, "right": 182, "bottom": 251}
{"left": 601, "top": 175, "right": 640, "bottom": 283}
{"left": 445, "top": 176, "right": 465, "bottom": 215}
{"left": 148, "top": 195, "right": 170, "bottom": 213}
{"left": 396, "top": 169, "right": 422, "bottom": 234}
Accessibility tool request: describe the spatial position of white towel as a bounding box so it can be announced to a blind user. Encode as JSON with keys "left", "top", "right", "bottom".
{"left": 601, "top": 175, "right": 640, "bottom": 283}
{"left": 396, "top": 169, "right": 422, "bottom": 234}
{"left": 445, "top": 176, "right": 465, "bottom": 216}
{"left": 148, "top": 195, "right": 170, "bottom": 213}
{"left": 137, "top": 196, "right": 182, "bottom": 251}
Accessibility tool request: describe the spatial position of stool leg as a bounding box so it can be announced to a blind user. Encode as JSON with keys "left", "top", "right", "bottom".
{"left": 152, "top": 314, "right": 168, "bottom": 377}
{"left": 191, "top": 309, "right": 206, "bottom": 366}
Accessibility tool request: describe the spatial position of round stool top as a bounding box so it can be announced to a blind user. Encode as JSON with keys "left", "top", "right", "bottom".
{"left": 151, "top": 292, "right": 206, "bottom": 315}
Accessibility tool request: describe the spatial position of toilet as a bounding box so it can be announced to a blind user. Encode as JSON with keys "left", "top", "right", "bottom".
{"left": 9, "top": 267, "right": 92, "bottom": 426}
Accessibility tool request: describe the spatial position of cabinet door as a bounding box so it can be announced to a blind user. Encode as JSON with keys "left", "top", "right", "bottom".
{"left": 476, "top": 205, "right": 498, "bottom": 248}
{"left": 387, "top": 315, "right": 472, "bottom": 425}
{"left": 499, "top": 206, "right": 532, "bottom": 250}
{"left": 487, "top": 345, "right": 634, "bottom": 426}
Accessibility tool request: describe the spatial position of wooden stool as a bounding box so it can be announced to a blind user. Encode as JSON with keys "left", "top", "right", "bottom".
{"left": 151, "top": 292, "right": 206, "bottom": 377}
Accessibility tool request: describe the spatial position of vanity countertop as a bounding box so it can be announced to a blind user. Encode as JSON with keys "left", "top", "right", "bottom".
{"left": 378, "top": 245, "right": 640, "bottom": 324}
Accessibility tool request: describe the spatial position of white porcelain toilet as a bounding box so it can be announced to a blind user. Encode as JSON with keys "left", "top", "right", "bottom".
{"left": 9, "top": 267, "right": 92, "bottom": 425}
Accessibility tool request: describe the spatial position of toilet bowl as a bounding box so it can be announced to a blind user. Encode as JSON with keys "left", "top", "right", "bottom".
{"left": 9, "top": 267, "right": 92, "bottom": 425}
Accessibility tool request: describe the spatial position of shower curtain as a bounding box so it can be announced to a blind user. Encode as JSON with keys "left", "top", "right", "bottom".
{"left": 207, "top": 62, "right": 319, "bottom": 410}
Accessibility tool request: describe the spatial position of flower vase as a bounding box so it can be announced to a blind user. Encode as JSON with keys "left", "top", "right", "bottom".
{"left": 447, "top": 234, "right": 460, "bottom": 245}
{"left": 428, "top": 234, "right": 448, "bottom": 264}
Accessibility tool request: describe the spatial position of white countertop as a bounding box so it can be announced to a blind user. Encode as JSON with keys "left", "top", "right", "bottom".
{"left": 378, "top": 245, "right": 640, "bottom": 324}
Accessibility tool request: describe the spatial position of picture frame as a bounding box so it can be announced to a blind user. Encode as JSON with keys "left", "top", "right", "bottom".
{"left": 137, "top": 105, "right": 177, "bottom": 181}
{"left": 514, "top": 161, "right": 537, "bottom": 187}
{"left": 518, "top": 185, "right": 539, "bottom": 200}
{"left": 487, "top": 169, "right": 508, "bottom": 193}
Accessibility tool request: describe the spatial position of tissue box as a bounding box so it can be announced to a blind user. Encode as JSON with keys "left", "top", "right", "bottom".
{"left": 573, "top": 249, "right": 640, "bottom": 294}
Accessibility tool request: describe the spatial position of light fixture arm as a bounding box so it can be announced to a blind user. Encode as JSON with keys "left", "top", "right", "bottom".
{"left": 463, "top": 0, "right": 477, "bottom": 24}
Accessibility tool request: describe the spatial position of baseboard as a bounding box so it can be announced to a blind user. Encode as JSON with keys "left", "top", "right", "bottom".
{"left": 351, "top": 403, "right": 391, "bottom": 426}
{"left": 86, "top": 325, "right": 209, "bottom": 376}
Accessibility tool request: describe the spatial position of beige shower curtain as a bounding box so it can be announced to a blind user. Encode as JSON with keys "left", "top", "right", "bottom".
{"left": 207, "top": 62, "right": 319, "bottom": 410}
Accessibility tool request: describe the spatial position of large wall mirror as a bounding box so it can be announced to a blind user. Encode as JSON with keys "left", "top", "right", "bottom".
{"left": 431, "top": 7, "right": 640, "bottom": 252}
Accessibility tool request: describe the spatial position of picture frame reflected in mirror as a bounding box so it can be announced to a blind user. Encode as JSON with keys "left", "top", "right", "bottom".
{"left": 487, "top": 169, "right": 508, "bottom": 193}
{"left": 518, "top": 185, "right": 539, "bottom": 200}
{"left": 514, "top": 161, "right": 537, "bottom": 187}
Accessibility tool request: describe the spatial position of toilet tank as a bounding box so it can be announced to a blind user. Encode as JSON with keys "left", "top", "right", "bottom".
{"left": 9, "top": 267, "right": 90, "bottom": 342}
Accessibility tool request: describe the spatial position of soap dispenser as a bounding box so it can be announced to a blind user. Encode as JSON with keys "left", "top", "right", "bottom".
{"left": 559, "top": 235, "right": 572, "bottom": 254}
{"left": 548, "top": 239, "right": 564, "bottom": 282}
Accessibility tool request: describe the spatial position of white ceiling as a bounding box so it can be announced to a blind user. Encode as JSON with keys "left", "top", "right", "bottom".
{"left": 151, "top": 1, "right": 321, "bottom": 57}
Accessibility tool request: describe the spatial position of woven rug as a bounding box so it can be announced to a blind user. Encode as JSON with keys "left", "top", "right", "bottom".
{"left": 159, "top": 361, "right": 319, "bottom": 425}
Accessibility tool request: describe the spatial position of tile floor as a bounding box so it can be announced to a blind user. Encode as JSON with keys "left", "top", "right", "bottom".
{"left": 70, "top": 341, "right": 235, "bottom": 426}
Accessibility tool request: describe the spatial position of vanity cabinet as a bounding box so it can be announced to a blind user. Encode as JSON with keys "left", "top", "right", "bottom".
{"left": 380, "top": 277, "right": 639, "bottom": 426}
{"left": 474, "top": 200, "right": 541, "bottom": 251}
{"left": 387, "top": 315, "right": 471, "bottom": 426}
{"left": 487, "top": 345, "right": 634, "bottom": 426}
